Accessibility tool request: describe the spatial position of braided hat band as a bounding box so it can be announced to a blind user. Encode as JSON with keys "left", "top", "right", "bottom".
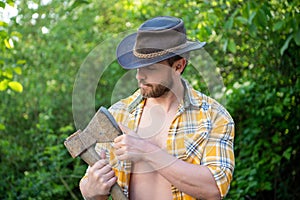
{"left": 133, "top": 43, "right": 188, "bottom": 59}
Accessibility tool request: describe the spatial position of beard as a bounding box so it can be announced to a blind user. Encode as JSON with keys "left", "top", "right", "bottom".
{"left": 139, "top": 79, "right": 173, "bottom": 98}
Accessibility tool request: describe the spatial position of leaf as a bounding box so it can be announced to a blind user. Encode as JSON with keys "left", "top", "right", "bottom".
{"left": 236, "top": 16, "right": 248, "bottom": 25}
{"left": 13, "top": 67, "right": 22, "bottom": 75}
{"left": 8, "top": 81, "right": 23, "bottom": 93}
{"left": 2, "top": 69, "right": 13, "bottom": 79}
{"left": 17, "top": 60, "right": 26, "bottom": 65}
{"left": 0, "top": 2, "right": 5, "bottom": 8}
{"left": 248, "top": 11, "right": 256, "bottom": 25}
{"left": 257, "top": 9, "right": 267, "bottom": 27}
{"left": 0, "top": 123, "right": 5, "bottom": 130}
{"left": 262, "top": 181, "right": 272, "bottom": 190}
{"left": 282, "top": 147, "right": 292, "bottom": 160}
{"left": 0, "top": 79, "right": 9, "bottom": 91}
{"left": 11, "top": 31, "right": 23, "bottom": 39}
{"left": 249, "top": 23, "right": 257, "bottom": 37}
{"left": 223, "top": 38, "right": 228, "bottom": 52}
{"left": 7, "top": 0, "right": 14, "bottom": 7}
{"left": 273, "top": 21, "right": 284, "bottom": 32}
{"left": 272, "top": 134, "right": 280, "bottom": 144}
{"left": 280, "top": 35, "right": 293, "bottom": 56}
{"left": 0, "top": 21, "right": 8, "bottom": 27}
{"left": 228, "top": 39, "right": 237, "bottom": 53}
{"left": 4, "top": 38, "right": 14, "bottom": 49}
{"left": 294, "top": 29, "right": 300, "bottom": 46}
{"left": 224, "top": 17, "right": 234, "bottom": 30}
{"left": 68, "top": 0, "right": 90, "bottom": 11}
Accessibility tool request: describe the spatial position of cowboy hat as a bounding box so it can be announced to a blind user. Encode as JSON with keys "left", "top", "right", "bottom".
{"left": 116, "top": 16, "right": 206, "bottom": 69}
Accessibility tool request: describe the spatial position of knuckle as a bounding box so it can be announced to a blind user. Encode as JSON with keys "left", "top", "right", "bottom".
{"left": 123, "top": 135, "right": 129, "bottom": 142}
{"left": 103, "top": 179, "right": 115, "bottom": 189}
{"left": 99, "top": 177, "right": 105, "bottom": 183}
{"left": 123, "top": 146, "right": 129, "bottom": 151}
{"left": 92, "top": 173, "right": 99, "bottom": 181}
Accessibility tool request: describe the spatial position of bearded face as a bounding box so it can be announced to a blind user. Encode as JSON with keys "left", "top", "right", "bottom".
{"left": 136, "top": 60, "right": 176, "bottom": 98}
{"left": 139, "top": 79, "right": 173, "bottom": 98}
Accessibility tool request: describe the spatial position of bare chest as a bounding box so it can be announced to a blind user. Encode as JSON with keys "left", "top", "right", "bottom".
{"left": 130, "top": 106, "right": 176, "bottom": 200}
{"left": 137, "top": 105, "right": 177, "bottom": 149}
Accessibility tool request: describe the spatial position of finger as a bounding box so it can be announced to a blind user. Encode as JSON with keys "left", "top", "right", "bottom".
{"left": 92, "top": 165, "right": 114, "bottom": 182}
{"left": 118, "top": 124, "right": 138, "bottom": 137}
{"left": 97, "top": 168, "right": 116, "bottom": 184}
{"left": 118, "top": 123, "right": 130, "bottom": 134}
{"left": 90, "top": 159, "right": 109, "bottom": 171}
{"left": 99, "top": 165, "right": 114, "bottom": 175}
{"left": 116, "top": 153, "right": 127, "bottom": 161}
{"left": 100, "top": 149, "right": 106, "bottom": 160}
{"left": 119, "top": 125, "right": 141, "bottom": 139}
{"left": 114, "top": 134, "right": 124, "bottom": 143}
{"left": 116, "top": 152, "right": 132, "bottom": 161}
{"left": 105, "top": 176, "right": 117, "bottom": 187}
{"left": 102, "top": 169, "right": 116, "bottom": 181}
{"left": 114, "top": 146, "right": 124, "bottom": 156}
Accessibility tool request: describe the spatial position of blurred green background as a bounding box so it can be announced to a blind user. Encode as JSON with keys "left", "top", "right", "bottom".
{"left": 0, "top": 0, "right": 299, "bottom": 199}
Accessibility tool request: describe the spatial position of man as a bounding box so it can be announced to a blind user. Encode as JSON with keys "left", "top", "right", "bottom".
{"left": 79, "top": 16, "right": 235, "bottom": 200}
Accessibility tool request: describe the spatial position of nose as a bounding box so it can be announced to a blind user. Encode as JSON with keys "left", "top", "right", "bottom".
{"left": 136, "top": 68, "right": 146, "bottom": 81}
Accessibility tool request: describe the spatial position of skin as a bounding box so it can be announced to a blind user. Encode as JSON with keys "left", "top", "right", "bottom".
{"left": 79, "top": 59, "right": 221, "bottom": 200}
{"left": 79, "top": 151, "right": 117, "bottom": 200}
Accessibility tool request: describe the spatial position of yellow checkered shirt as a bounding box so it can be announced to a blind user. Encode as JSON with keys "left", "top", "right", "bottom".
{"left": 90, "top": 79, "right": 235, "bottom": 199}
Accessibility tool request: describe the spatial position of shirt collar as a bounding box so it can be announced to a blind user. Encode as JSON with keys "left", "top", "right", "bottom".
{"left": 181, "top": 78, "right": 202, "bottom": 109}
{"left": 127, "top": 90, "right": 144, "bottom": 113}
{"left": 127, "top": 78, "right": 202, "bottom": 113}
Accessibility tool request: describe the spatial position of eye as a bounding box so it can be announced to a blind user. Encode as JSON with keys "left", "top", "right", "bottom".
{"left": 145, "top": 65, "right": 157, "bottom": 70}
{"left": 148, "top": 66, "right": 156, "bottom": 70}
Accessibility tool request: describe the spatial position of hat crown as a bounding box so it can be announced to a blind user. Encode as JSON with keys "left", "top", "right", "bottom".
{"left": 139, "top": 16, "right": 182, "bottom": 31}
{"left": 134, "top": 16, "right": 187, "bottom": 55}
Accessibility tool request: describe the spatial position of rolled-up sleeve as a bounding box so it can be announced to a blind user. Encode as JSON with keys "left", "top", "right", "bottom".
{"left": 202, "top": 102, "right": 235, "bottom": 198}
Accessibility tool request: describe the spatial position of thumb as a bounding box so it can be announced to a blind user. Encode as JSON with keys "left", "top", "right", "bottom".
{"left": 118, "top": 124, "right": 142, "bottom": 142}
{"left": 118, "top": 124, "right": 136, "bottom": 137}
{"left": 100, "top": 149, "right": 106, "bottom": 160}
{"left": 118, "top": 123, "right": 130, "bottom": 134}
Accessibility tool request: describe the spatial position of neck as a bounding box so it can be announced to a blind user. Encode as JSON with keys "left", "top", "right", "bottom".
{"left": 145, "top": 79, "right": 184, "bottom": 112}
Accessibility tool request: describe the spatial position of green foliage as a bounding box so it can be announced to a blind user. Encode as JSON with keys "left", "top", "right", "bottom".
{"left": 0, "top": 0, "right": 299, "bottom": 199}
{"left": 218, "top": 0, "right": 300, "bottom": 199}
{"left": 226, "top": 70, "right": 300, "bottom": 199}
{"left": 0, "top": 2, "right": 23, "bottom": 93}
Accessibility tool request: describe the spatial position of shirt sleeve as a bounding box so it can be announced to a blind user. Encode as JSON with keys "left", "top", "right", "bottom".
{"left": 201, "top": 101, "right": 235, "bottom": 198}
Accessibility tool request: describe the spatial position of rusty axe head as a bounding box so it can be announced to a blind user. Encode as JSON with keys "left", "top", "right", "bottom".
{"left": 64, "top": 107, "right": 122, "bottom": 165}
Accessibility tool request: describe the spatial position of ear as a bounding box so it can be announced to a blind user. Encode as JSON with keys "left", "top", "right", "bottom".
{"left": 172, "top": 58, "right": 186, "bottom": 74}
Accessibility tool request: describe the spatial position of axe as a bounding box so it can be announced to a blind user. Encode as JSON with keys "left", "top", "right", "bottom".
{"left": 64, "top": 106, "right": 128, "bottom": 200}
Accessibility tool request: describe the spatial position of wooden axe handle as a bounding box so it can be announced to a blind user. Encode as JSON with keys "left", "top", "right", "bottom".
{"left": 111, "top": 183, "right": 128, "bottom": 200}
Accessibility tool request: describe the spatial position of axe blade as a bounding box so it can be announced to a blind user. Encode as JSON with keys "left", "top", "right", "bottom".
{"left": 64, "top": 106, "right": 122, "bottom": 160}
{"left": 84, "top": 106, "right": 122, "bottom": 143}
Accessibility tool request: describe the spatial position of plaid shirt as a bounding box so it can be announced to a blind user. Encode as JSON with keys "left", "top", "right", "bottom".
{"left": 92, "top": 79, "right": 235, "bottom": 199}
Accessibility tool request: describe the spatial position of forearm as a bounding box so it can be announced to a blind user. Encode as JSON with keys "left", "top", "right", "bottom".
{"left": 145, "top": 144, "right": 220, "bottom": 199}
{"left": 159, "top": 158, "right": 220, "bottom": 199}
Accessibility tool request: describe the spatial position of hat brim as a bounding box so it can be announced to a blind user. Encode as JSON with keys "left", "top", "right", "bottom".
{"left": 116, "top": 33, "right": 206, "bottom": 69}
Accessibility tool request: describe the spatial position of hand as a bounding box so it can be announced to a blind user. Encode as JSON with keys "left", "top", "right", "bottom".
{"left": 114, "top": 124, "right": 157, "bottom": 162}
{"left": 80, "top": 151, "right": 117, "bottom": 199}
